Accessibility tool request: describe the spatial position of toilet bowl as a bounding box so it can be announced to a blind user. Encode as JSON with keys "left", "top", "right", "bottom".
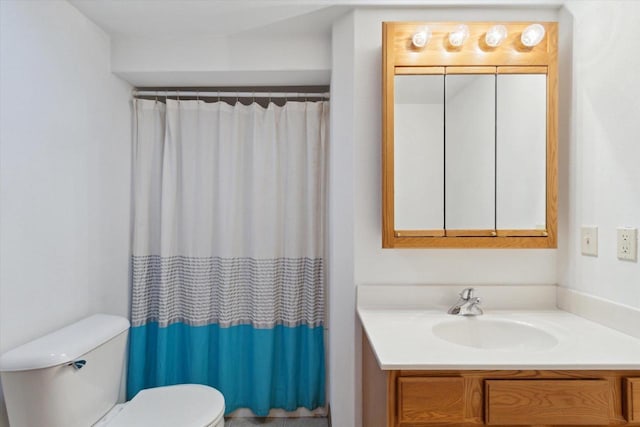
{"left": 95, "top": 384, "right": 225, "bottom": 427}
{"left": 0, "top": 314, "right": 225, "bottom": 427}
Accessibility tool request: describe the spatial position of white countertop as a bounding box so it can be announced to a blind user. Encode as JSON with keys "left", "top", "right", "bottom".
{"left": 357, "top": 285, "right": 640, "bottom": 370}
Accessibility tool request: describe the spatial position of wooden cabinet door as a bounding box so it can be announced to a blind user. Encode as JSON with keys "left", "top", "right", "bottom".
{"left": 397, "top": 377, "right": 465, "bottom": 424}
{"left": 626, "top": 378, "right": 640, "bottom": 424}
{"left": 485, "top": 379, "right": 613, "bottom": 425}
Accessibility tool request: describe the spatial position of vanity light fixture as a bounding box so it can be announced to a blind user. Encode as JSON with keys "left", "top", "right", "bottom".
{"left": 448, "top": 24, "right": 470, "bottom": 47}
{"left": 485, "top": 24, "right": 507, "bottom": 47}
{"left": 412, "top": 26, "right": 431, "bottom": 48}
{"left": 521, "top": 23, "right": 546, "bottom": 47}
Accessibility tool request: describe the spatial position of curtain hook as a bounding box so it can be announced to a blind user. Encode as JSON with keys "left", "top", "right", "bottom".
{"left": 252, "top": 91, "right": 255, "bottom": 105}
{"left": 196, "top": 90, "right": 200, "bottom": 102}
{"left": 217, "top": 91, "right": 221, "bottom": 103}
{"left": 236, "top": 91, "right": 239, "bottom": 104}
{"left": 268, "top": 92, "right": 272, "bottom": 105}
{"left": 176, "top": 89, "right": 180, "bottom": 103}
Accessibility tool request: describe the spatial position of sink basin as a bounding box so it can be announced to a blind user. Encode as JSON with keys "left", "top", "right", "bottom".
{"left": 432, "top": 318, "right": 558, "bottom": 351}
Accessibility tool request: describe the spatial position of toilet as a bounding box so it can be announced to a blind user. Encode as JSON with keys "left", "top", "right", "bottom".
{"left": 0, "top": 314, "right": 225, "bottom": 427}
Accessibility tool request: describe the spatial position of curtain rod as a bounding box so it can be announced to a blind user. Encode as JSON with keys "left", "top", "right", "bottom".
{"left": 134, "top": 90, "right": 330, "bottom": 99}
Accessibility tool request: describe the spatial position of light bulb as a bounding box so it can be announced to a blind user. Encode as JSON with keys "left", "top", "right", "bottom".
{"left": 521, "top": 23, "right": 545, "bottom": 47}
{"left": 412, "top": 26, "right": 431, "bottom": 48}
{"left": 448, "top": 24, "right": 469, "bottom": 47}
{"left": 449, "top": 24, "right": 469, "bottom": 47}
{"left": 485, "top": 25, "right": 507, "bottom": 48}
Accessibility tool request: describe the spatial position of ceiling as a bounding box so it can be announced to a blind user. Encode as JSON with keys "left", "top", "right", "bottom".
{"left": 69, "top": 1, "right": 349, "bottom": 38}
{"left": 69, "top": 0, "right": 565, "bottom": 39}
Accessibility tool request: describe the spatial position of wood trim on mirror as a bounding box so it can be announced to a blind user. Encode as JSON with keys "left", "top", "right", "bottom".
{"left": 395, "top": 230, "right": 446, "bottom": 238}
{"left": 445, "top": 229, "right": 497, "bottom": 237}
{"left": 446, "top": 66, "right": 496, "bottom": 75}
{"left": 498, "top": 66, "right": 547, "bottom": 74}
{"left": 395, "top": 66, "right": 445, "bottom": 75}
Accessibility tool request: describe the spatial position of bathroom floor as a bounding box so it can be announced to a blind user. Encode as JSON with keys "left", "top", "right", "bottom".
{"left": 225, "top": 417, "right": 328, "bottom": 427}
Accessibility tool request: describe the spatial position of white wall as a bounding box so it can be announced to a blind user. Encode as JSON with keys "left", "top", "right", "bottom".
{"left": 328, "top": 11, "right": 357, "bottom": 427}
{"left": 330, "top": 6, "right": 561, "bottom": 426}
{"left": 0, "top": 1, "right": 132, "bottom": 425}
{"left": 111, "top": 33, "right": 331, "bottom": 86}
{"left": 558, "top": 1, "right": 640, "bottom": 308}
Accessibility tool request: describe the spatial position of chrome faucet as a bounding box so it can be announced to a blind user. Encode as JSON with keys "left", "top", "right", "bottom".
{"left": 447, "top": 287, "right": 483, "bottom": 316}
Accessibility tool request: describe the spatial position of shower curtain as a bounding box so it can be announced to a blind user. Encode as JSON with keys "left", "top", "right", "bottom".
{"left": 128, "top": 98, "right": 327, "bottom": 415}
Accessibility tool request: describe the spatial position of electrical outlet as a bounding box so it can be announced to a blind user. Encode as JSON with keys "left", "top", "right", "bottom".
{"left": 581, "top": 226, "right": 598, "bottom": 256}
{"left": 617, "top": 227, "right": 637, "bottom": 261}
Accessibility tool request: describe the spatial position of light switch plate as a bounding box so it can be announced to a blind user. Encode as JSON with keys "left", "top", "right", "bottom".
{"left": 617, "top": 227, "right": 637, "bottom": 261}
{"left": 581, "top": 226, "right": 598, "bottom": 256}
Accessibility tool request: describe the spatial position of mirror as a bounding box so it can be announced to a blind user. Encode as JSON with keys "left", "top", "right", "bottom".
{"left": 496, "top": 74, "right": 547, "bottom": 230}
{"left": 394, "top": 74, "right": 444, "bottom": 231}
{"left": 445, "top": 74, "right": 495, "bottom": 232}
{"left": 382, "top": 22, "right": 557, "bottom": 248}
{"left": 393, "top": 72, "right": 547, "bottom": 236}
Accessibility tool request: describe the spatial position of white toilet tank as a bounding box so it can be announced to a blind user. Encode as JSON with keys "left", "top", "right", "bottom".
{"left": 0, "top": 314, "right": 130, "bottom": 427}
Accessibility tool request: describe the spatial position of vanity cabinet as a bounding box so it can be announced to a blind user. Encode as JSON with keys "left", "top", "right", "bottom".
{"left": 363, "top": 336, "right": 640, "bottom": 426}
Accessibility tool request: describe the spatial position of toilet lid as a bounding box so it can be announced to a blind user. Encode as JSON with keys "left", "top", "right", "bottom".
{"left": 106, "top": 384, "right": 225, "bottom": 427}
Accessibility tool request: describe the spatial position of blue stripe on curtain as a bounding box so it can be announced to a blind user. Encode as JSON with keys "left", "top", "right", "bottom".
{"left": 127, "top": 322, "right": 325, "bottom": 415}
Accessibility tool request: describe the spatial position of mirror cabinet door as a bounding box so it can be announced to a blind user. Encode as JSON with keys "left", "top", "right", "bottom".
{"left": 496, "top": 74, "right": 547, "bottom": 231}
{"left": 394, "top": 74, "right": 444, "bottom": 232}
{"left": 445, "top": 74, "right": 496, "bottom": 232}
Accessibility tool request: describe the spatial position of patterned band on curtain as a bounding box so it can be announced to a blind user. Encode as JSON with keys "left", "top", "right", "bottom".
{"left": 128, "top": 99, "right": 327, "bottom": 415}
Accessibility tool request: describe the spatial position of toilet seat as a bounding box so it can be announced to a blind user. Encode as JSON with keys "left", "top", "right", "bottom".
{"left": 103, "top": 384, "right": 225, "bottom": 427}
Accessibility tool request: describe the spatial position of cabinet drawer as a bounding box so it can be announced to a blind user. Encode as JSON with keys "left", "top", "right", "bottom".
{"left": 485, "top": 379, "right": 612, "bottom": 425}
{"left": 627, "top": 378, "right": 640, "bottom": 423}
{"left": 398, "top": 377, "right": 464, "bottom": 424}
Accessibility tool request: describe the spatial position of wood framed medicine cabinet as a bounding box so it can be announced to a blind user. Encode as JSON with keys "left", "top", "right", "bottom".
{"left": 382, "top": 22, "right": 558, "bottom": 248}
